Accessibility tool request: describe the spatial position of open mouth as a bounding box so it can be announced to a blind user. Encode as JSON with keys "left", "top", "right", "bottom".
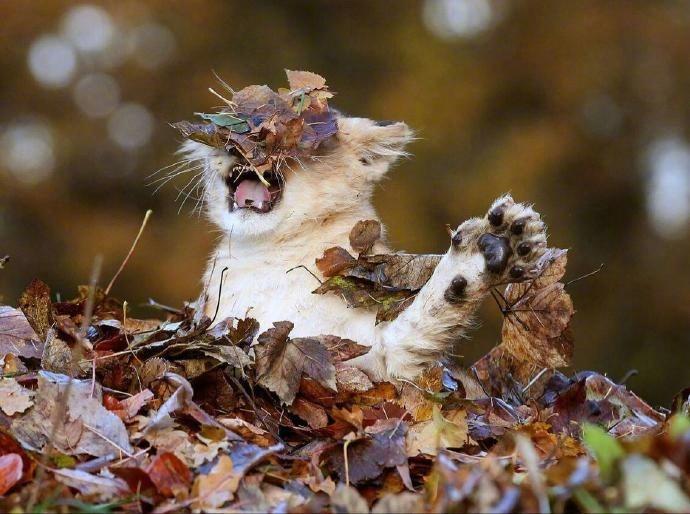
{"left": 225, "top": 161, "right": 283, "bottom": 214}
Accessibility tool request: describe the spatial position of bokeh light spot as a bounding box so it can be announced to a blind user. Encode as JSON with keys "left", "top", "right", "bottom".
{"left": 0, "top": 120, "right": 55, "bottom": 185}
{"left": 73, "top": 73, "right": 121, "bottom": 118}
{"left": 129, "top": 23, "right": 176, "bottom": 70}
{"left": 28, "top": 36, "right": 77, "bottom": 88}
{"left": 61, "top": 4, "right": 115, "bottom": 53}
{"left": 646, "top": 137, "right": 690, "bottom": 239}
{"left": 423, "top": 0, "right": 493, "bottom": 39}
{"left": 107, "top": 103, "right": 154, "bottom": 150}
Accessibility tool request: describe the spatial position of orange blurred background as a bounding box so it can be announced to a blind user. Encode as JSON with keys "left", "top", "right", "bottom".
{"left": 1, "top": 1, "right": 688, "bottom": 404}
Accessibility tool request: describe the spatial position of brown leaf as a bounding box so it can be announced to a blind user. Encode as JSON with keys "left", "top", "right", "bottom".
{"left": 317, "top": 335, "right": 370, "bottom": 362}
{"left": 255, "top": 321, "right": 336, "bottom": 405}
{"left": 286, "top": 69, "right": 328, "bottom": 91}
{"left": 53, "top": 468, "right": 129, "bottom": 501}
{"left": 315, "top": 246, "right": 357, "bottom": 277}
{"left": 0, "top": 432, "right": 34, "bottom": 484}
{"left": 335, "top": 364, "right": 374, "bottom": 394}
{"left": 356, "top": 253, "right": 442, "bottom": 291}
{"left": 406, "top": 406, "right": 471, "bottom": 457}
{"left": 313, "top": 276, "right": 413, "bottom": 324}
{"left": 372, "top": 492, "right": 425, "bottom": 514}
{"left": 330, "top": 483, "right": 370, "bottom": 513}
{"left": 0, "top": 378, "right": 33, "bottom": 416}
{"left": 11, "top": 371, "right": 133, "bottom": 457}
{"left": 349, "top": 220, "right": 382, "bottom": 254}
{"left": 289, "top": 397, "right": 329, "bottom": 429}
{"left": 0, "top": 453, "right": 22, "bottom": 495}
{"left": 323, "top": 418, "right": 407, "bottom": 484}
{"left": 498, "top": 249, "right": 574, "bottom": 382}
{"left": 0, "top": 306, "right": 43, "bottom": 360}
{"left": 18, "top": 279, "right": 53, "bottom": 341}
{"left": 110, "top": 466, "right": 157, "bottom": 496}
{"left": 146, "top": 452, "right": 192, "bottom": 499}
{"left": 191, "top": 454, "right": 236, "bottom": 510}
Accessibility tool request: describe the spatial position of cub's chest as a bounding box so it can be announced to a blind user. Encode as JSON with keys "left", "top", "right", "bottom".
{"left": 215, "top": 259, "right": 320, "bottom": 321}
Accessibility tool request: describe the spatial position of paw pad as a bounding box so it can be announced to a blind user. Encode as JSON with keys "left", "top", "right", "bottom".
{"left": 444, "top": 275, "right": 468, "bottom": 303}
{"left": 478, "top": 233, "right": 511, "bottom": 273}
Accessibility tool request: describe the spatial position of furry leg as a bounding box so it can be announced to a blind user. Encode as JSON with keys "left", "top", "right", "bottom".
{"left": 349, "top": 195, "right": 548, "bottom": 381}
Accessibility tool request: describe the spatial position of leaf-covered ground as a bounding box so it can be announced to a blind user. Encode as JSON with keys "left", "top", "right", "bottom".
{"left": 1, "top": 241, "right": 689, "bottom": 513}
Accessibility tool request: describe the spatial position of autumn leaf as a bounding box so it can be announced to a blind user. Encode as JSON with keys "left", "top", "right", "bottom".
{"left": 349, "top": 219, "right": 382, "bottom": 254}
{"left": 406, "top": 406, "right": 471, "bottom": 456}
{"left": 0, "top": 306, "right": 44, "bottom": 360}
{"left": 0, "top": 378, "right": 33, "bottom": 416}
{"left": 146, "top": 452, "right": 193, "bottom": 499}
{"left": 191, "top": 454, "right": 236, "bottom": 510}
{"left": 0, "top": 453, "right": 22, "bottom": 495}
{"left": 315, "top": 246, "right": 357, "bottom": 277}
{"left": 501, "top": 248, "right": 574, "bottom": 370}
{"left": 286, "top": 69, "right": 328, "bottom": 92}
{"left": 18, "top": 278, "right": 53, "bottom": 341}
{"left": 255, "top": 321, "right": 336, "bottom": 405}
{"left": 323, "top": 418, "right": 408, "bottom": 484}
{"left": 52, "top": 468, "right": 129, "bottom": 502}
{"left": 11, "top": 371, "right": 133, "bottom": 457}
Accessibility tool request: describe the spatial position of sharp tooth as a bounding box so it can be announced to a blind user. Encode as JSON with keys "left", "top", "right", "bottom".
{"left": 233, "top": 201, "right": 239, "bottom": 210}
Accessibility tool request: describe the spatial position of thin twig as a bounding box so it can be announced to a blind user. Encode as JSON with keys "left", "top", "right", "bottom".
{"left": 104, "top": 210, "right": 153, "bottom": 296}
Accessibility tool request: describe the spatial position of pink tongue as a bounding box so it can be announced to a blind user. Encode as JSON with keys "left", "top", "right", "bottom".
{"left": 235, "top": 179, "right": 270, "bottom": 208}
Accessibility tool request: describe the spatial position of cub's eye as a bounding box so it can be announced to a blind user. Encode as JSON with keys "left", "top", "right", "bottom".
{"left": 359, "top": 157, "right": 371, "bottom": 165}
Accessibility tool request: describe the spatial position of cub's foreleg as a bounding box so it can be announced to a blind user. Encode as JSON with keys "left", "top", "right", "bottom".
{"left": 350, "top": 195, "right": 548, "bottom": 381}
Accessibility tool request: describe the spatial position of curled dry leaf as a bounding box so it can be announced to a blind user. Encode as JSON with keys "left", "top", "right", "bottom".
{"left": 406, "top": 406, "right": 471, "bottom": 457}
{"left": 53, "top": 468, "right": 129, "bottom": 502}
{"left": 315, "top": 247, "right": 357, "bottom": 277}
{"left": 191, "top": 454, "right": 236, "bottom": 510}
{"left": 0, "top": 378, "right": 33, "bottom": 416}
{"left": 255, "top": 321, "right": 336, "bottom": 405}
{"left": 11, "top": 371, "right": 133, "bottom": 457}
{"left": 0, "top": 305, "right": 43, "bottom": 360}
{"left": 323, "top": 418, "right": 408, "bottom": 484}
{"left": 349, "top": 219, "right": 382, "bottom": 254}
{"left": 146, "top": 451, "right": 193, "bottom": 499}
{"left": 501, "top": 248, "right": 574, "bottom": 370}
{"left": 18, "top": 278, "right": 53, "bottom": 342}
{"left": 0, "top": 453, "right": 22, "bottom": 495}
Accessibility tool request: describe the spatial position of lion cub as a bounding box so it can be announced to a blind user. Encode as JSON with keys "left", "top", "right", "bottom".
{"left": 182, "top": 115, "right": 547, "bottom": 382}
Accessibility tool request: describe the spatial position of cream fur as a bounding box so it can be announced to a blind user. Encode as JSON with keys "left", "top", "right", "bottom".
{"left": 182, "top": 115, "right": 547, "bottom": 381}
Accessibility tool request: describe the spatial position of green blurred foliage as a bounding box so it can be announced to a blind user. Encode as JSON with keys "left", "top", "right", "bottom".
{"left": 0, "top": 0, "right": 688, "bottom": 404}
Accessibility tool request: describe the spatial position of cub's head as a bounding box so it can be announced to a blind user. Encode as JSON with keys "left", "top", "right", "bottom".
{"left": 179, "top": 115, "right": 413, "bottom": 239}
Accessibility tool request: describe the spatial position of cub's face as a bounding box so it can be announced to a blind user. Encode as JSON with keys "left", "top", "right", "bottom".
{"left": 181, "top": 116, "right": 412, "bottom": 239}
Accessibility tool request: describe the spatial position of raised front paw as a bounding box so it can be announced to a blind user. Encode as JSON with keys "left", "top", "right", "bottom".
{"left": 444, "top": 195, "right": 547, "bottom": 302}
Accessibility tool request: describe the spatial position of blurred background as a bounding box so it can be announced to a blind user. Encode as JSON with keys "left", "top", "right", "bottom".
{"left": 1, "top": 0, "right": 688, "bottom": 405}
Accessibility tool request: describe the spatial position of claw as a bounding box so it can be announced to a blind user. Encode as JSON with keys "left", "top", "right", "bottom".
{"left": 478, "top": 233, "right": 511, "bottom": 273}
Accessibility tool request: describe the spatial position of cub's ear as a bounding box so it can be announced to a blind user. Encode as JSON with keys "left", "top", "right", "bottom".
{"left": 337, "top": 117, "right": 414, "bottom": 180}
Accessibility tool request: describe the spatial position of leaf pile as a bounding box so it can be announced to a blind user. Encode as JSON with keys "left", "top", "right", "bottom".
{"left": 172, "top": 70, "right": 338, "bottom": 183}
{"left": 1, "top": 247, "right": 689, "bottom": 512}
